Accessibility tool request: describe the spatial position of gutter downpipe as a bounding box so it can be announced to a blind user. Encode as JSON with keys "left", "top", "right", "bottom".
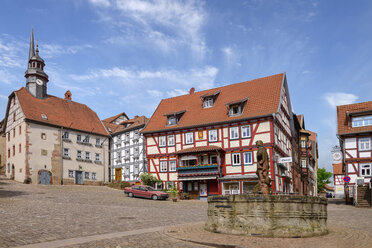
{"left": 61, "top": 126, "right": 64, "bottom": 185}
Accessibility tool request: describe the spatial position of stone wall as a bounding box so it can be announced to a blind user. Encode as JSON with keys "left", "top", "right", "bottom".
{"left": 205, "top": 194, "right": 328, "bottom": 238}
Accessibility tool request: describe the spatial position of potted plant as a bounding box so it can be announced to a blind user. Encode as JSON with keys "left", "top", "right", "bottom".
{"left": 169, "top": 187, "right": 179, "bottom": 202}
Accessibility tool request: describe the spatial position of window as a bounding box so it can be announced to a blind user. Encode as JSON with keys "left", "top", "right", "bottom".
{"left": 229, "top": 104, "right": 242, "bottom": 116}
{"left": 241, "top": 126, "right": 251, "bottom": 138}
{"left": 63, "top": 148, "right": 70, "bottom": 157}
{"left": 19, "top": 144, "right": 21, "bottom": 153}
{"left": 8, "top": 149, "right": 10, "bottom": 158}
{"left": 7, "top": 163, "right": 10, "bottom": 173}
{"left": 243, "top": 152, "right": 253, "bottom": 165}
{"left": 210, "top": 155, "right": 218, "bottom": 164}
{"left": 208, "top": 130, "right": 218, "bottom": 142}
{"left": 360, "top": 164, "right": 371, "bottom": 176}
{"left": 19, "top": 126, "right": 21, "bottom": 135}
{"left": 185, "top": 132, "right": 194, "bottom": 144}
{"left": 352, "top": 115, "right": 372, "bottom": 127}
{"left": 83, "top": 136, "right": 90, "bottom": 143}
{"left": 159, "top": 136, "right": 166, "bottom": 147}
{"left": 169, "top": 161, "right": 177, "bottom": 172}
{"left": 203, "top": 97, "right": 214, "bottom": 108}
{"left": 77, "top": 150, "right": 82, "bottom": 159}
{"left": 160, "top": 161, "right": 167, "bottom": 172}
{"left": 85, "top": 172, "right": 90, "bottom": 179}
{"left": 85, "top": 152, "right": 91, "bottom": 160}
{"left": 125, "top": 149, "right": 129, "bottom": 156}
{"left": 13, "top": 128, "right": 15, "bottom": 137}
{"left": 62, "top": 131, "right": 69, "bottom": 140}
{"left": 92, "top": 173, "right": 96, "bottom": 180}
{"left": 13, "top": 113, "right": 16, "bottom": 122}
{"left": 41, "top": 114, "right": 47, "bottom": 120}
{"left": 301, "top": 159, "right": 307, "bottom": 168}
{"left": 95, "top": 153, "right": 101, "bottom": 161}
{"left": 229, "top": 127, "right": 239, "bottom": 140}
{"left": 168, "top": 135, "right": 175, "bottom": 146}
{"left": 8, "top": 132, "right": 10, "bottom": 142}
{"left": 232, "top": 153, "right": 241, "bottom": 166}
{"left": 68, "top": 170, "right": 74, "bottom": 178}
{"left": 301, "top": 140, "right": 306, "bottom": 148}
{"left": 77, "top": 134, "right": 82, "bottom": 142}
{"left": 359, "top": 138, "right": 371, "bottom": 151}
{"left": 12, "top": 145, "right": 15, "bottom": 156}
{"left": 167, "top": 116, "right": 177, "bottom": 126}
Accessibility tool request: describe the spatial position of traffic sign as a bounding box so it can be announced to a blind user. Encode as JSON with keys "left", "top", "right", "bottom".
{"left": 343, "top": 176, "right": 351, "bottom": 182}
{"left": 278, "top": 157, "right": 292, "bottom": 163}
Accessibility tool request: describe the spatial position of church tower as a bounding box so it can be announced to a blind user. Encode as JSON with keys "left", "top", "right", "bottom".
{"left": 24, "top": 29, "right": 49, "bottom": 99}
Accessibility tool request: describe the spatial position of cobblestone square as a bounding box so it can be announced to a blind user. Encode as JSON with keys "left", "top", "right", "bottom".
{"left": 0, "top": 177, "right": 371, "bottom": 248}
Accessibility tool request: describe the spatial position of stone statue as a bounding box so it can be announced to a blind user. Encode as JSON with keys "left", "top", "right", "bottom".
{"left": 256, "top": 140, "right": 271, "bottom": 194}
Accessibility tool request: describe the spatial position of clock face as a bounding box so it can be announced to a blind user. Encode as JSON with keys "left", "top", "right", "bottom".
{"left": 36, "top": 79, "right": 43, "bottom": 86}
{"left": 333, "top": 152, "right": 342, "bottom": 161}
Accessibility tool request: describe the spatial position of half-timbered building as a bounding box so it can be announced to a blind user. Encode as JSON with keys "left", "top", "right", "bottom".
{"left": 331, "top": 145, "right": 345, "bottom": 199}
{"left": 103, "top": 114, "right": 149, "bottom": 183}
{"left": 337, "top": 101, "right": 372, "bottom": 207}
{"left": 142, "top": 73, "right": 296, "bottom": 199}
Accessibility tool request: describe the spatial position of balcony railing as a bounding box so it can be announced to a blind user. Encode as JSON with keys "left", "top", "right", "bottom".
{"left": 177, "top": 164, "right": 218, "bottom": 171}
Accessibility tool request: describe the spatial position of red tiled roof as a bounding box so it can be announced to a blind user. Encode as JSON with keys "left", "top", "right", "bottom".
{"left": 102, "top": 115, "right": 149, "bottom": 135}
{"left": 14, "top": 87, "right": 108, "bottom": 136}
{"left": 324, "top": 184, "right": 334, "bottom": 191}
{"left": 337, "top": 101, "right": 372, "bottom": 135}
{"left": 174, "top": 145, "right": 223, "bottom": 154}
{"left": 142, "top": 73, "right": 285, "bottom": 133}
{"left": 333, "top": 163, "right": 343, "bottom": 175}
{"left": 308, "top": 130, "right": 317, "bottom": 142}
{"left": 102, "top": 112, "right": 129, "bottom": 124}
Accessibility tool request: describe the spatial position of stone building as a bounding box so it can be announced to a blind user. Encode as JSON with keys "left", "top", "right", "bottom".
{"left": 142, "top": 73, "right": 297, "bottom": 199}
{"left": 291, "top": 113, "right": 303, "bottom": 194}
{"left": 0, "top": 119, "right": 6, "bottom": 175}
{"left": 308, "top": 130, "right": 318, "bottom": 195}
{"left": 337, "top": 101, "right": 372, "bottom": 207}
{"left": 102, "top": 114, "right": 148, "bottom": 183}
{"left": 2, "top": 30, "right": 109, "bottom": 185}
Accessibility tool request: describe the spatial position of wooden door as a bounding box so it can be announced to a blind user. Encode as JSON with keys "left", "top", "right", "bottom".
{"left": 115, "top": 168, "right": 122, "bottom": 181}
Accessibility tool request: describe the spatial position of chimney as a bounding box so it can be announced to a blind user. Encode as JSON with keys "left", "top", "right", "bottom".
{"left": 64, "top": 90, "right": 72, "bottom": 101}
{"left": 189, "top": 87, "right": 195, "bottom": 94}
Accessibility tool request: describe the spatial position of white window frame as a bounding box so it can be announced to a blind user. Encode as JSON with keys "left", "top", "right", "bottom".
{"left": 159, "top": 136, "right": 166, "bottom": 147}
{"left": 167, "top": 116, "right": 177, "bottom": 126}
{"left": 96, "top": 138, "right": 101, "bottom": 146}
{"left": 229, "top": 127, "right": 239, "bottom": 140}
{"left": 185, "top": 132, "right": 194, "bottom": 144}
{"left": 168, "top": 135, "right": 175, "bottom": 146}
{"left": 241, "top": 125, "right": 251, "bottom": 138}
{"left": 301, "top": 159, "right": 307, "bottom": 168}
{"left": 68, "top": 170, "right": 74, "bottom": 178}
{"left": 208, "top": 129, "right": 218, "bottom": 142}
{"left": 203, "top": 97, "right": 214, "bottom": 108}
{"left": 360, "top": 164, "right": 371, "bottom": 177}
{"left": 243, "top": 152, "right": 253, "bottom": 165}
{"left": 232, "top": 153, "right": 241, "bottom": 166}
{"left": 85, "top": 152, "right": 91, "bottom": 160}
{"left": 77, "top": 150, "right": 82, "bottom": 159}
{"left": 160, "top": 161, "right": 167, "bottom": 172}
{"left": 352, "top": 115, "right": 372, "bottom": 127}
{"left": 95, "top": 153, "right": 101, "bottom": 161}
{"left": 77, "top": 134, "right": 82, "bottom": 142}
{"left": 63, "top": 148, "right": 70, "bottom": 157}
{"left": 301, "top": 140, "right": 306, "bottom": 148}
{"left": 210, "top": 155, "right": 218, "bottom": 165}
{"left": 169, "top": 160, "right": 177, "bottom": 172}
{"left": 92, "top": 172, "right": 96, "bottom": 180}
{"left": 229, "top": 104, "right": 242, "bottom": 116}
{"left": 62, "top": 131, "right": 69, "bottom": 139}
{"left": 358, "top": 138, "right": 371, "bottom": 151}
{"left": 85, "top": 172, "right": 90, "bottom": 179}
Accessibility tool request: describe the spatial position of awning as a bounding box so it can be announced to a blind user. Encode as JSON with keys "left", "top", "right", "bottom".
{"left": 174, "top": 145, "right": 223, "bottom": 155}
{"left": 179, "top": 176, "right": 217, "bottom": 181}
{"left": 180, "top": 155, "right": 197, "bottom": 161}
{"left": 220, "top": 174, "right": 258, "bottom": 181}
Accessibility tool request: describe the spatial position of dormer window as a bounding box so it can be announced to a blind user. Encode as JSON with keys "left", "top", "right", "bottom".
{"left": 226, "top": 97, "right": 248, "bottom": 117}
{"left": 201, "top": 90, "right": 221, "bottom": 108}
{"left": 41, "top": 114, "right": 48, "bottom": 120}
{"left": 352, "top": 115, "right": 372, "bottom": 127}
{"left": 164, "top": 110, "right": 186, "bottom": 126}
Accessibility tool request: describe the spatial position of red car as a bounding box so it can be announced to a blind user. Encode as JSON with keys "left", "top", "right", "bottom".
{"left": 124, "top": 185, "right": 169, "bottom": 200}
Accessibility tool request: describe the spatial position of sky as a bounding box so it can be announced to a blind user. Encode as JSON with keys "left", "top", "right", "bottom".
{"left": 1, "top": 0, "right": 372, "bottom": 175}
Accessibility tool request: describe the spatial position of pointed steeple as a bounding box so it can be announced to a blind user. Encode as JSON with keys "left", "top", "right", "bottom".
{"left": 28, "top": 28, "right": 35, "bottom": 62}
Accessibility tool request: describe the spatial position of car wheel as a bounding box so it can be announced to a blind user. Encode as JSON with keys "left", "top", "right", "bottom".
{"left": 128, "top": 192, "right": 134, "bottom": 198}
{"left": 152, "top": 195, "right": 158, "bottom": 200}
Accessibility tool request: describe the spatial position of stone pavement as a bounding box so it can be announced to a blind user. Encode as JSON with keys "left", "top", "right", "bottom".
{"left": 1, "top": 176, "right": 372, "bottom": 248}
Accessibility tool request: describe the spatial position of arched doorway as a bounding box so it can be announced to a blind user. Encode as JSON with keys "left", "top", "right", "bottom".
{"left": 39, "top": 170, "right": 52, "bottom": 185}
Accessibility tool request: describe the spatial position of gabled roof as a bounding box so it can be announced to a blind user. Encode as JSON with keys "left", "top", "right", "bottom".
{"left": 102, "top": 112, "right": 129, "bottom": 124}
{"left": 6, "top": 87, "right": 108, "bottom": 136}
{"left": 142, "top": 73, "right": 285, "bottom": 134}
{"left": 337, "top": 101, "right": 372, "bottom": 135}
{"left": 102, "top": 115, "right": 149, "bottom": 135}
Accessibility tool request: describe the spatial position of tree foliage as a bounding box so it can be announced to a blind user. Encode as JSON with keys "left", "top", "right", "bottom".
{"left": 317, "top": 168, "right": 333, "bottom": 193}
{"left": 139, "top": 172, "right": 161, "bottom": 186}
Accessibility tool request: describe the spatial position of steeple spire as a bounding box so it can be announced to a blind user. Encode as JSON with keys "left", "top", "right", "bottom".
{"left": 28, "top": 28, "right": 35, "bottom": 61}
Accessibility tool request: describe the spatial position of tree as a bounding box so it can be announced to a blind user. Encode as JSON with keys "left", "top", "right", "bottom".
{"left": 317, "top": 168, "right": 333, "bottom": 193}
{"left": 139, "top": 173, "right": 161, "bottom": 186}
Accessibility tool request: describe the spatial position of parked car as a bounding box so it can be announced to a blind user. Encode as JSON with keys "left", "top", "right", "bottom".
{"left": 124, "top": 185, "right": 169, "bottom": 200}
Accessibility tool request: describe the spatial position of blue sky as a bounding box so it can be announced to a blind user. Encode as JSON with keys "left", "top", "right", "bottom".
{"left": 1, "top": 0, "right": 372, "bottom": 174}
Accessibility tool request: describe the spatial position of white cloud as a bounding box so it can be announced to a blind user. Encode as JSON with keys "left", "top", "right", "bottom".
{"left": 147, "top": 89, "right": 163, "bottom": 98}
{"left": 222, "top": 46, "right": 241, "bottom": 67}
{"left": 40, "top": 44, "right": 93, "bottom": 59}
{"left": 324, "top": 92, "right": 359, "bottom": 108}
{"left": 0, "top": 35, "right": 27, "bottom": 68}
{"left": 89, "top": 0, "right": 111, "bottom": 7}
{"left": 166, "top": 89, "right": 188, "bottom": 97}
{"left": 90, "top": 0, "right": 208, "bottom": 59}
{"left": 0, "top": 94, "right": 8, "bottom": 100}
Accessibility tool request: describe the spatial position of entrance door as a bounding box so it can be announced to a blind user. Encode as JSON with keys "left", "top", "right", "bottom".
{"left": 75, "top": 171, "right": 83, "bottom": 185}
{"left": 115, "top": 168, "right": 122, "bottom": 181}
{"left": 40, "top": 171, "right": 51, "bottom": 185}
{"left": 11, "top": 165, "right": 14, "bottom": 180}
